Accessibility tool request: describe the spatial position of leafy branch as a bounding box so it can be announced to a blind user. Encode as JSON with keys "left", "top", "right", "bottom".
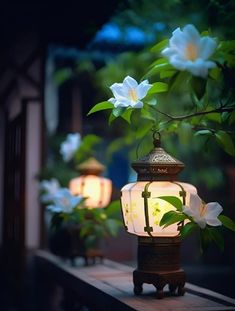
{"left": 154, "top": 105, "right": 234, "bottom": 122}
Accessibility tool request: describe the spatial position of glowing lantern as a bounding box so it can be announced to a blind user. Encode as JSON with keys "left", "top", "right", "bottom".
{"left": 121, "top": 133, "right": 197, "bottom": 298}
{"left": 69, "top": 157, "right": 112, "bottom": 208}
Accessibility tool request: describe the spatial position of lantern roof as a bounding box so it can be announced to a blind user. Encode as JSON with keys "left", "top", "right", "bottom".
{"left": 77, "top": 157, "right": 105, "bottom": 175}
{"left": 132, "top": 133, "right": 185, "bottom": 181}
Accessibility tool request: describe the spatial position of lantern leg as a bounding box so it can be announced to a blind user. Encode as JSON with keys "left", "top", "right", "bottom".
{"left": 133, "top": 281, "right": 143, "bottom": 295}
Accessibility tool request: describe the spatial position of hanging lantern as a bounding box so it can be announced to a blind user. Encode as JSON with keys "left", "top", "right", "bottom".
{"left": 69, "top": 157, "right": 112, "bottom": 208}
{"left": 121, "top": 133, "right": 197, "bottom": 298}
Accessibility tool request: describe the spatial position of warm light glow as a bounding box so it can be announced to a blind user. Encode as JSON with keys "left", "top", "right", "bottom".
{"left": 121, "top": 181, "right": 197, "bottom": 237}
{"left": 69, "top": 175, "right": 112, "bottom": 208}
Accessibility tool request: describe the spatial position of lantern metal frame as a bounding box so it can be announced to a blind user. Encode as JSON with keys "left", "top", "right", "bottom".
{"left": 121, "top": 132, "right": 189, "bottom": 298}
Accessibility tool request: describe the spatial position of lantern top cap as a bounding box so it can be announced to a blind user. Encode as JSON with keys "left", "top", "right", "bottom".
{"left": 77, "top": 157, "right": 105, "bottom": 175}
{"left": 132, "top": 132, "right": 185, "bottom": 181}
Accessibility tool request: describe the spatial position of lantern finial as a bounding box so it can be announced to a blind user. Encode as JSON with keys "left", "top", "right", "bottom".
{"left": 153, "top": 131, "right": 161, "bottom": 148}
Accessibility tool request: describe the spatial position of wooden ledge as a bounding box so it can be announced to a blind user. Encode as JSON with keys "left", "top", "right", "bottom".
{"left": 34, "top": 250, "right": 235, "bottom": 311}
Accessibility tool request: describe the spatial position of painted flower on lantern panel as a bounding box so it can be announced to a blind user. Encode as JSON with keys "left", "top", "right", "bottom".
{"left": 151, "top": 202, "right": 161, "bottom": 225}
{"left": 183, "top": 194, "right": 222, "bottom": 229}
{"left": 162, "top": 24, "right": 217, "bottom": 78}
{"left": 47, "top": 188, "right": 83, "bottom": 214}
{"left": 60, "top": 133, "right": 81, "bottom": 162}
{"left": 40, "top": 178, "right": 60, "bottom": 203}
{"left": 108, "top": 76, "right": 152, "bottom": 109}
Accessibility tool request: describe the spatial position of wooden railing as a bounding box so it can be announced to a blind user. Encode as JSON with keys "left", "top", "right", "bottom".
{"left": 34, "top": 250, "right": 235, "bottom": 311}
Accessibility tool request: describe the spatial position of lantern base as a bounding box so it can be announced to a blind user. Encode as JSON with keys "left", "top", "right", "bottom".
{"left": 133, "top": 236, "right": 185, "bottom": 299}
{"left": 73, "top": 249, "right": 104, "bottom": 266}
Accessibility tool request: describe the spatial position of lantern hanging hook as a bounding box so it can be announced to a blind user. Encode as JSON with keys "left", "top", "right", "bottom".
{"left": 153, "top": 131, "right": 161, "bottom": 148}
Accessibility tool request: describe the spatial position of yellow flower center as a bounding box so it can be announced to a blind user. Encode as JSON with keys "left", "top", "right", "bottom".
{"left": 128, "top": 88, "right": 138, "bottom": 101}
{"left": 185, "top": 43, "right": 198, "bottom": 61}
{"left": 199, "top": 203, "right": 207, "bottom": 217}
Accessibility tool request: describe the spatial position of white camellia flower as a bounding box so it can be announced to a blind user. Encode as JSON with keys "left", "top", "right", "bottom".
{"left": 47, "top": 188, "right": 83, "bottom": 214}
{"left": 40, "top": 178, "right": 60, "bottom": 203}
{"left": 108, "top": 76, "right": 152, "bottom": 109}
{"left": 183, "top": 193, "right": 222, "bottom": 229}
{"left": 162, "top": 24, "right": 217, "bottom": 78}
{"left": 60, "top": 133, "right": 81, "bottom": 162}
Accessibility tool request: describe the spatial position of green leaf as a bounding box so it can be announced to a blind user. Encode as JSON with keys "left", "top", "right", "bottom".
{"left": 87, "top": 101, "right": 113, "bottom": 115}
{"left": 146, "top": 98, "right": 157, "bottom": 106}
{"left": 160, "top": 211, "right": 186, "bottom": 228}
{"left": 105, "top": 219, "right": 121, "bottom": 236}
{"left": 169, "top": 71, "right": 190, "bottom": 92}
{"left": 148, "top": 82, "right": 168, "bottom": 94}
{"left": 180, "top": 222, "right": 197, "bottom": 239}
{"left": 178, "top": 122, "right": 192, "bottom": 145}
{"left": 190, "top": 76, "right": 207, "bottom": 100}
{"left": 136, "top": 122, "right": 153, "bottom": 139}
{"left": 208, "top": 227, "right": 224, "bottom": 251}
{"left": 209, "top": 67, "right": 221, "bottom": 81}
{"left": 108, "top": 112, "right": 116, "bottom": 124}
{"left": 215, "top": 130, "right": 235, "bottom": 156}
{"left": 160, "top": 70, "right": 177, "bottom": 79}
{"left": 85, "top": 235, "right": 98, "bottom": 248}
{"left": 201, "top": 30, "right": 210, "bottom": 36}
{"left": 140, "top": 107, "right": 156, "bottom": 121}
{"left": 229, "top": 110, "right": 235, "bottom": 125}
{"left": 205, "top": 112, "right": 221, "bottom": 123}
{"left": 194, "top": 129, "right": 213, "bottom": 136}
{"left": 151, "top": 39, "right": 169, "bottom": 53}
{"left": 112, "top": 107, "right": 125, "bottom": 117}
{"left": 144, "top": 61, "right": 173, "bottom": 79}
{"left": 218, "top": 215, "right": 235, "bottom": 232}
{"left": 158, "top": 196, "right": 183, "bottom": 211}
{"left": 200, "top": 227, "right": 212, "bottom": 252}
{"left": 121, "top": 108, "right": 133, "bottom": 124}
{"left": 106, "top": 200, "right": 121, "bottom": 218}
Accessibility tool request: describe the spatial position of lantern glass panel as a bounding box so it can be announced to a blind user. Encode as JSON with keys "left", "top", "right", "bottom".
{"left": 121, "top": 181, "right": 197, "bottom": 237}
{"left": 69, "top": 175, "right": 112, "bottom": 208}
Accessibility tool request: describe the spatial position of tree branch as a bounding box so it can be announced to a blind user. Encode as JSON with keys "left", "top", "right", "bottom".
{"left": 155, "top": 106, "right": 234, "bottom": 121}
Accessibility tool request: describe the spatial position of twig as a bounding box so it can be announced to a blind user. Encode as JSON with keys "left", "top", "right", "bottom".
{"left": 154, "top": 106, "right": 234, "bottom": 121}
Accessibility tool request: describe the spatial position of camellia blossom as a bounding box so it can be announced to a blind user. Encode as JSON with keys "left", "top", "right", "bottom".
{"left": 108, "top": 76, "right": 152, "bottom": 109}
{"left": 162, "top": 24, "right": 217, "bottom": 78}
{"left": 40, "top": 178, "right": 60, "bottom": 203}
{"left": 47, "top": 188, "right": 84, "bottom": 214}
{"left": 183, "top": 193, "right": 222, "bottom": 229}
{"left": 60, "top": 133, "right": 81, "bottom": 162}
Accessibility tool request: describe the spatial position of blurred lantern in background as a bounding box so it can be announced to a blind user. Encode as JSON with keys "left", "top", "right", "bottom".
{"left": 121, "top": 133, "right": 197, "bottom": 298}
{"left": 69, "top": 157, "right": 112, "bottom": 208}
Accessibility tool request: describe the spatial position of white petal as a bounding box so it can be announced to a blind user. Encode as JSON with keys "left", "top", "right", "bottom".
{"left": 131, "top": 101, "right": 143, "bottom": 108}
{"left": 199, "top": 37, "right": 217, "bottom": 60}
{"left": 108, "top": 98, "right": 116, "bottom": 105}
{"left": 183, "top": 206, "right": 195, "bottom": 217}
{"left": 170, "top": 27, "right": 188, "bottom": 48}
{"left": 113, "top": 99, "right": 131, "bottom": 108}
{"left": 170, "top": 55, "right": 186, "bottom": 70}
{"left": 195, "top": 218, "right": 207, "bottom": 229}
{"left": 183, "top": 24, "right": 201, "bottom": 44}
{"left": 185, "top": 59, "right": 209, "bottom": 78}
{"left": 136, "top": 80, "right": 152, "bottom": 99}
{"left": 123, "top": 76, "right": 138, "bottom": 90}
{"left": 205, "top": 202, "right": 223, "bottom": 218}
{"left": 206, "top": 218, "right": 222, "bottom": 227}
{"left": 110, "top": 83, "right": 127, "bottom": 99}
{"left": 161, "top": 47, "right": 177, "bottom": 58}
{"left": 189, "top": 194, "right": 202, "bottom": 215}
